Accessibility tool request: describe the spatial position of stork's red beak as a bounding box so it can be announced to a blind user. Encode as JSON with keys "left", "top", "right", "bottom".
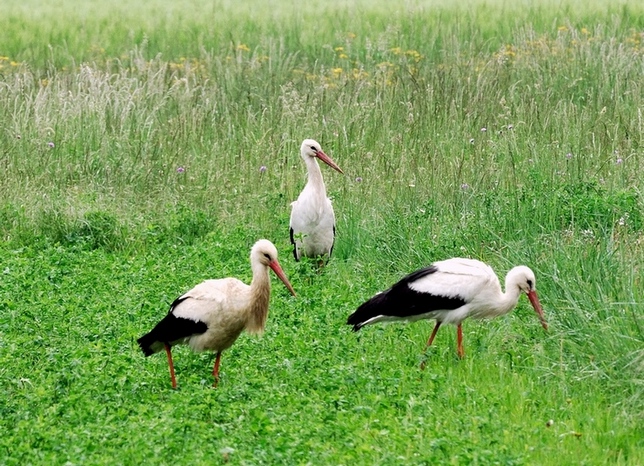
{"left": 527, "top": 290, "right": 548, "bottom": 330}
{"left": 316, "top": 150, "right": 344, "bottom": 174}
{"left": 269, "top": 260, "right": 296, "bottom": 296}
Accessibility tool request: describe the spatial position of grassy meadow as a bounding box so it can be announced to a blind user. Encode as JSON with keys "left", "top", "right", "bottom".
{"left": 1, "top": 0, "right": 643, "bottom": 463}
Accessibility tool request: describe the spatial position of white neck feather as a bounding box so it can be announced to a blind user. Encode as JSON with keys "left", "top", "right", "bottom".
{"left": 247, "top": 263, "right": 271, "bottom": 334}
{"left": 304, "top": 157, "right": 326, "bottom": 196}
{"left": 498, "top": 269, "right": 525, "bottom": 315}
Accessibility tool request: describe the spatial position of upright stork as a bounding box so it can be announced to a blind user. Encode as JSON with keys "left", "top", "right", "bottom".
{"left": 347, "top": 258, "right": 548, "bottom": 361}
{"left": 137, "top": 239, "right": 296, "bottom": 388}
{"left": 290, "top": 139, "right": 344, "bottom": 264}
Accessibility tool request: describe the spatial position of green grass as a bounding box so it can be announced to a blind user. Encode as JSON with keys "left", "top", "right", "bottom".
{"left": 1, "top": 0, "right": 643, "bottom": 464}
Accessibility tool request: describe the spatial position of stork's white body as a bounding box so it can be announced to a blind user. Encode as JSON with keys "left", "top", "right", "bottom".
{"left": 348, "top": 258, "right": 548, "bottom": 360}
{"left": 171, "top": 276, "right": 268, "bottom": 354}
{"left": 290, "top": 139, "right": 343, "bottom": 261}
{"left": 290, "top": 178, "right": 336, "bottom": 259}
{"left": 367, "top": 258, "right": 521, "bottom": 326}
{"left": 138, "top": 240, "right": 295, "bottom": 388}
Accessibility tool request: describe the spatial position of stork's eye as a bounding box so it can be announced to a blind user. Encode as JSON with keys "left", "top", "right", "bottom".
{"left": 310, "top": 146, "right": 318, "bottom": 152}
{"left": 527, "top": 279, "right": 533, "bottom": 288}
{"left": 263, "top": 253, "right": 271, "bottom": 260}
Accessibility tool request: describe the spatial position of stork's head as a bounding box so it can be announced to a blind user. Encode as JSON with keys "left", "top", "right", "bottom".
{"left": 300, "top": 139, "right": 344, "bottom": 174}
{"left": 508, "top": 266, "right": 537, "bottom": 294}
{"left": 507, "top": 265, "right": 548, "bottom": 330}
{"left": 251, "top": 239, "right": 279, "bottom": 266}
{"left": 251, "top": 240, "right": 296, "bottom": 296}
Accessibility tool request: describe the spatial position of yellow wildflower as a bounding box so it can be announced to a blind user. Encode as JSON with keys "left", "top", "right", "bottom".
{"left": 352, "top": 68, "right": 368, "bottom": 79}
{"left": 405, "top": 50, "right": 423, "bottom": 62}
{"left": 236, "top": 44, "right": 250, "bottom": 52}
{"left": 334, "top": 46, "right": 344, "bottom": 52}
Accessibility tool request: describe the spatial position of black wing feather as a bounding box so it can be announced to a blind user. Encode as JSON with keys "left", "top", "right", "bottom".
{"left": 289, "top": 227, "right": 299, "bottom": 261}
{"left": 347, "top": 265, "right": 467, "bottom": 331}
{"left": 137, "top": 296, "right": 208, "bottom": 356}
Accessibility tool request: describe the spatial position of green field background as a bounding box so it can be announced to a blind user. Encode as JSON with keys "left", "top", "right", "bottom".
{"left": 1, "top": 0, "right": 642, "bottom": 464}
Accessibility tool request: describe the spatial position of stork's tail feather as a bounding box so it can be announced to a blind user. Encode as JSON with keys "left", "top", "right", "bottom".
{"left": 347, "top": 293, "right": 386, "bottom": 332}
{"left": 349, "top": 321, "right": 365, "bottom": 332}
{"left": 346, "top": 312, "right": 368, "bottom": 332}
{"left": 137, "top": 332, "right": 160, "bottom": 357}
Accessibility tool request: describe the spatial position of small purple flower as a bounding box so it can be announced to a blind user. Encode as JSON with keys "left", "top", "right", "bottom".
{"left": 616, "top": 158, "right": 623, "bottom": 165}
{"left": 47, "top": 141, "right": 55, "bottom": 148}
{"left": 259, "top": 165, "right": 267, "bottom": 174}
{"left": 176, "top": 166, "right": 185, "bottom": 173}
{"left": 461, "top": 183, "right": 470, "bottom": 190}
{"left": 355, "top": 176, "right": 363, "bottom": 183}
{"left": 566, "top": 152, "right": 572, "bottom": 160}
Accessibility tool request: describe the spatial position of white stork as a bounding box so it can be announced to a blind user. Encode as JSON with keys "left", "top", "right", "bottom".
{"left": 347, "top": 258, "right": 548, "bottom": 360}
{"left": 137, "top": 239, "right": 296, "bottom": 388}
{"left": 290, "top": 139, "right": 344, "bottom": 263}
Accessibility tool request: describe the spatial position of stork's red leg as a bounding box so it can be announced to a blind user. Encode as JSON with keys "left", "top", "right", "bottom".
{"left": 425, "top": 321, "right": 442, "bottom": 349}
{"left": 164, "top": 343, "right": 177, "bottom": 389}
{"left": 420, "top": 321, "right": 443, "bottom": 370}
{"left": 456, "top": 323, "right": 465, "bottom": 358}
{"left": 212, "top": 352, "right": 222, "bottom": 388}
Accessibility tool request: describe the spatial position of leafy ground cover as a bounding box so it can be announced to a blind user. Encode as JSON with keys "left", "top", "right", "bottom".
{"left": 1, "top": 0, "right": 643, "bottom": 464}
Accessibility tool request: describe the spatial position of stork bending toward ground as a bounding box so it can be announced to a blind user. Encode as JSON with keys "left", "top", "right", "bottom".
{"left": 290, "top": 139, "right": 344, "bottom": 264}
{"left": 137, "top": 239, "right": 296, "bottom": 388}
{"left": 347, "top": 258, "right": 547, "bottom": 361}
